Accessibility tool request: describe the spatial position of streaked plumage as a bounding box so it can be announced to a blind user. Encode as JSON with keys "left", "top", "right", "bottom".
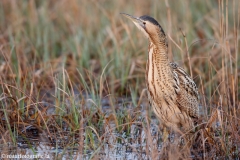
{"left": 121, "top": 13, "right": 199, "bottom": 134}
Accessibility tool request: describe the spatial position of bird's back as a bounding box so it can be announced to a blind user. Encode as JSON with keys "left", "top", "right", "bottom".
{"left": 170, "top": 62, "right": 199, "bottom": 119}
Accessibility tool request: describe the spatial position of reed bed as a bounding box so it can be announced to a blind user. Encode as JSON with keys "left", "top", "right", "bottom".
{"left": 0, "top": 0, "right": 239, "bottom": 159}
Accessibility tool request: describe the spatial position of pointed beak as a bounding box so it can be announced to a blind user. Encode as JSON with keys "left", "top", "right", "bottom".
{"left": 120, "top": 13, "right": 145, "bottom": 29}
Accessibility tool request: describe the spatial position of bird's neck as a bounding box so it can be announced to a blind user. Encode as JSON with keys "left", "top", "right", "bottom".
{"left": 146, "top": 41, "right": 171, "bottom": 99}
{"left": 146, "top": 40, "right": 172, "bottom": 85}
{"left": 148, "top": 41, "right": 169, "bottom": 64}
{"left": 148, "top": 27, "right": 168, "bottom": 55}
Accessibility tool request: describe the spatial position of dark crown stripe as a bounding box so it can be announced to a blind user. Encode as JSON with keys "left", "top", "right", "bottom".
{"left": 140, "top": 15, "right": 166, "bottom": 38}
{"left": 140, "top": 15, "right": 160, "bottom": 26}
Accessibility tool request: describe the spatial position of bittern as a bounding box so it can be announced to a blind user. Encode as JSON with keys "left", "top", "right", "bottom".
{"left": 121, "top": 13, "right": 199, "bottom": 138}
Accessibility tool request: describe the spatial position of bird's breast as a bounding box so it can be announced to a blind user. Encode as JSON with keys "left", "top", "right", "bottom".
{"left": 146, "top": 46, "right": 176, "bottom": 101}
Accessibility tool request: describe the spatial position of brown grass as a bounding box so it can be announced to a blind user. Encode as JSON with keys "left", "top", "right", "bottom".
{"left": 0, "top": 0, "right": 239, "bottom": 159}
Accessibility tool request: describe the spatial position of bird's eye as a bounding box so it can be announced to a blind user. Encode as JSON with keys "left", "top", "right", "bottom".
{"left": 143, "top": 22, "right": 146, "bottom": 25}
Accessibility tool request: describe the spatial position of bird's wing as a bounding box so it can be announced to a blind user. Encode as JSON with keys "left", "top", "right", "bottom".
{"left": 170, "top": 62, "right": 199, "bottom": 118}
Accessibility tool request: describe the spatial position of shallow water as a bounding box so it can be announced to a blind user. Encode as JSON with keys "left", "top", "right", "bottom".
{"left": 0, "top": 90, "right": 228, "bottom": 159}
{"left": 1, "top": 121, "right": 164, "bottom": 159}
{"left": 1, "top": 90, "right": 165, "bottom": 159}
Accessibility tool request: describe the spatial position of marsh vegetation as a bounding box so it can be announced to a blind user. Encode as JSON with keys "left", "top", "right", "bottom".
{"left": 0, "top": 0, "right": 239, "bottom": 159}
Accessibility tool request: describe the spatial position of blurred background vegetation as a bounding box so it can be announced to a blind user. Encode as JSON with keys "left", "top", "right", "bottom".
{"left": 0, "top": 0, "right": 239, "bottom": 99}
{"left": 0, "top": 0, "right": 239, "bottom": 158}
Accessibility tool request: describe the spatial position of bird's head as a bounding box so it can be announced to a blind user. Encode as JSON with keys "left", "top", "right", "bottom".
{"left": 121, "top": 13, "right": 167, "bottom": 47}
